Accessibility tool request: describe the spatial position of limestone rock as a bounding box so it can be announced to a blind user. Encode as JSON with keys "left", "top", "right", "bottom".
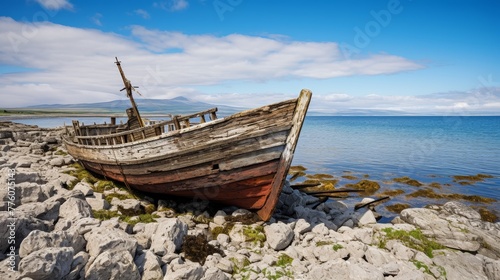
{"left": 134, "top": 250, "right": 164, "bottom": 280}
{"left": 15, "top": 200, "right": 60, "bottom": 222}
{"left": 443, "top": 201, "right": 481, "bottom": 220}
{"left": 165, "top": 260, "right": 205, "bottom": 280}
{"left": 133, "top": 222, "right": 159, "bottom": 249}
{"left": 213, "top": 210, "right": 227, "bottom": 225}
{"left": 55, "top": 197, "right": 93, "bottom": 231}
{"left": 0, "top": 212, "right": 52, "bottom": 253}
{"left": 49, "top": 157, "right": 66, "bottom": 167}
{"left": 432, "top": 250, "right": 488, "bottom": 280}
{"left": 85, "top": 227, "right": 137, "bottom": 259}
{"left": 62, "top": 251, "right": 89, "bottom": 280}
{"left": 264, "top": 222, "right": 294, "bottom": 250}
{"left": 150, "top": 218, "right": 188, "bottom": 256}
{"left": 201, "top": 267, "right": 230, "bottom": 280}
{"left": 294, "top": 218, "right": 312, "bottom": 235}
{"left": 19, "top": 230, "right": 86, "bottom": 258}
{"left": 116, "top": 199, "right": 142, "bottom": 216}
{"left": 86, "top": 197, "right": 111, "bottom": 211}
{"left": 85, "top": 249, "right": 140, "bottom": 280}
{"left": 73, "top": 181, "right": 94, "bottom": 196}
{"left": 401, "top": 207, "right": 482, "bottom": 252}
{"left": 355, "top": 209, "right": 377, "bottom": 227}
{"left": 19, "top": 247, "right": 74, "bottom": 280}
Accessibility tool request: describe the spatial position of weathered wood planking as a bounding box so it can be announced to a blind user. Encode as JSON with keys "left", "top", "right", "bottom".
{"left": 257, "top": 89, "right": 312, "bottom": 220}
{"left": 64, "top": 89, "right": 312, "bottom": 220}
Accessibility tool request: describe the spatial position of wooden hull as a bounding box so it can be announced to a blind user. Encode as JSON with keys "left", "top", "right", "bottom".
{"left": 64, "top": 89, "right": 312, "bottom": 220}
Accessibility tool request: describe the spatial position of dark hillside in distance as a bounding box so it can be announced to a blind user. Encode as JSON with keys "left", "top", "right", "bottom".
{"left": 26, "top": 96, "right": 245, "bottom": 117}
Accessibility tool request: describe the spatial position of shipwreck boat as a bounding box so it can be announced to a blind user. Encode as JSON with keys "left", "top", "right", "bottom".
{"left": 63, "top": 58, "right": 311, "bottom": 220}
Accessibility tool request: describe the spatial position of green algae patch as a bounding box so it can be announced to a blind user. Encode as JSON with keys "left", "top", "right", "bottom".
{"left": 453, "top": 174, "right": 494, "bottom": 185}
{"left": 378, "top": 228, "right": 444, "bottom": 258}
{"left": 346, "top": 180, "right": 380, "bottom": 195}
{"left": 377, "top": 189, "right": 405, "bottom": 197}
{"left": 225, "top": 213, "right": 261, "bottom": 225}
{"left": 429, "top": 182, "right": 442, "bottom": 189}
{"left": 104, "top": 192, "right": 136, "bottom": 204}
{"left": 341, "top": 175, "right": 358, "bottom": 180}
{"left": 385, "top": 203, "right": 411, "bottom": 214}
{"left": 315, "top": 241, "right": 333, "bottom": 246}
{"left": 93, "top": 209, "right": 120, "bottom": 221}
{"left": 289, "top": 165, "right": 307, "bottom": 173}
{"left": 93, "top": 209, "right": 159, "bottom": 225}
{"left": 406, "top": 188, "right": 496, "bottom": 203}
{"left": 476, "top": 208, "right": 498, "bottom": 223}
{"left": 122, "top": 213, "right": 159, "bottom": 226}
{"left": 182, "top": 234, "right": 223, "bottom": 265}
{"left": 393, "top": 176, "right": 423, "bottom": 187}
{"left": 63, "top": 162, "right": 99, "bottom": 188}
{"left": 243, "top": 225, "right": 266, "bottom": 245}
{"left": 306, "top": 173, "right": 334, "bottom": 180}
{"left": 288, "top": 165, "right": 307, "bottom": 181}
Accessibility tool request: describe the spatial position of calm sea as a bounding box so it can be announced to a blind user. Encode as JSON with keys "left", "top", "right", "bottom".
{"left": 293, "top": 116, "right": 500, "bottom": 221}
{"left": 7, "top": 116, "right": 500, "bottom": 221}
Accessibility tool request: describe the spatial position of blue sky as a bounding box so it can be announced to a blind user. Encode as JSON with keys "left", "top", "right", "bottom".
{"left": 0, "top": 0, "right": 499, "bottom": 115}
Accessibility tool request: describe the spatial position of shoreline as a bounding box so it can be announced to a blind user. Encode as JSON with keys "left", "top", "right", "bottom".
{"left": 1, "top": 122, "right": 499, "bottom": 279}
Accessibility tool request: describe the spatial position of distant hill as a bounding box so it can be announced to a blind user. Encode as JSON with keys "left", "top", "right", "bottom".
{"left": 26, "top": 97, "right": 246, "bottom": 117}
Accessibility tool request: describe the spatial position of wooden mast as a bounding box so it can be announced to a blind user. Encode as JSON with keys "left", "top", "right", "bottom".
{"left": 115, "top": 57, "right": 144, "bottom": 127}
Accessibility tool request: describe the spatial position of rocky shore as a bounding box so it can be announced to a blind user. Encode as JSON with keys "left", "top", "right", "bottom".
{"left": 1, "top": 121, "right": 499, "bottom": 280}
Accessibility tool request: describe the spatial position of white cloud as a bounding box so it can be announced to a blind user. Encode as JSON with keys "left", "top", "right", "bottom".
{"left": 34, "top": 0, "right": 73, "bottom": 11}
{"left": 6, "top": 17, "right": 496, "bottom": 116}
{"left": 134, "top": 9, "right": 150, "bottom": 19}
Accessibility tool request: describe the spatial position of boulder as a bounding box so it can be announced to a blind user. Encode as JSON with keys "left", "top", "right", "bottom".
{"left": 264, "top": 222, "right": 294, "bottom": 250}
{"left": 401, "top": 208, "right": 482, "bottom": 252}
{"left": 85, "top": 227, "right": 137, "bottom": 259}
{"left": 165, "top": 260, "right": 205, "bottom": 280}
{"left": 49, "top": 157, "right": 66, "bottom": 167}
{"left": 0, "top": 212, "right": 52, "bottom": 253}
{"left": 73, "top": 181, "right": 94, "bottom": 196}
{"left": 19, "top": 230, "right": 86, "bottom": 258}
{"left": 116, "top": 199, "right": 142, "bottom": 216}
{"left": 150, "top": 218, "right": 188, "bottom": 256}
{"left": 201, "top": 267, "right": 230, "bottom": 280}
{"left": 18, "top": 247, "right": 74, "bottom": 280}
{"left": 134, "top": 250, "right": 164, "bottom": 280}
{"left": 55, "top": 197, "right": 93, "bottom": 231}
{"left": 62, "top": 251, "right": 89, "bottom": 280}
{"left": 294, "top": 218, "right": 312, "bottom": 235}
{"left": 85, "top": 249, "right": 140, "bottom": 280}
{"left": 432, "top": 250, "right": 488, "bottom": 280}
{"left": 15, "top": 200, "right": 60, "bottom": 222}
{"left": 133, "top": 222, "right": 159, "bottom": 249}
{"left": 354, "top": 209, "right": 377, "bottom": 226}
{"left": 442, "top": 201, "right": 481, "bottom": 220}
{"left": 86, "top": 197, "right": 111, "bottom": 211}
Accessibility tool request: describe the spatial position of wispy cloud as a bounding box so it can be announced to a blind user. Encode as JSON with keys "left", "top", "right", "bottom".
{"left": 91, "top": 13, "right": 103, "bottom": 26}
{"left": 134, "top": 9, "right": 151, "bottom": 19}
{"left": 3, "top": 17, "right": 493, "bottom": 116}
{"left": 34, "top": 0, "right": 73, "bottom": 11}
{"left": 153, "top": 0, "right": 189, "bottom": 12}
